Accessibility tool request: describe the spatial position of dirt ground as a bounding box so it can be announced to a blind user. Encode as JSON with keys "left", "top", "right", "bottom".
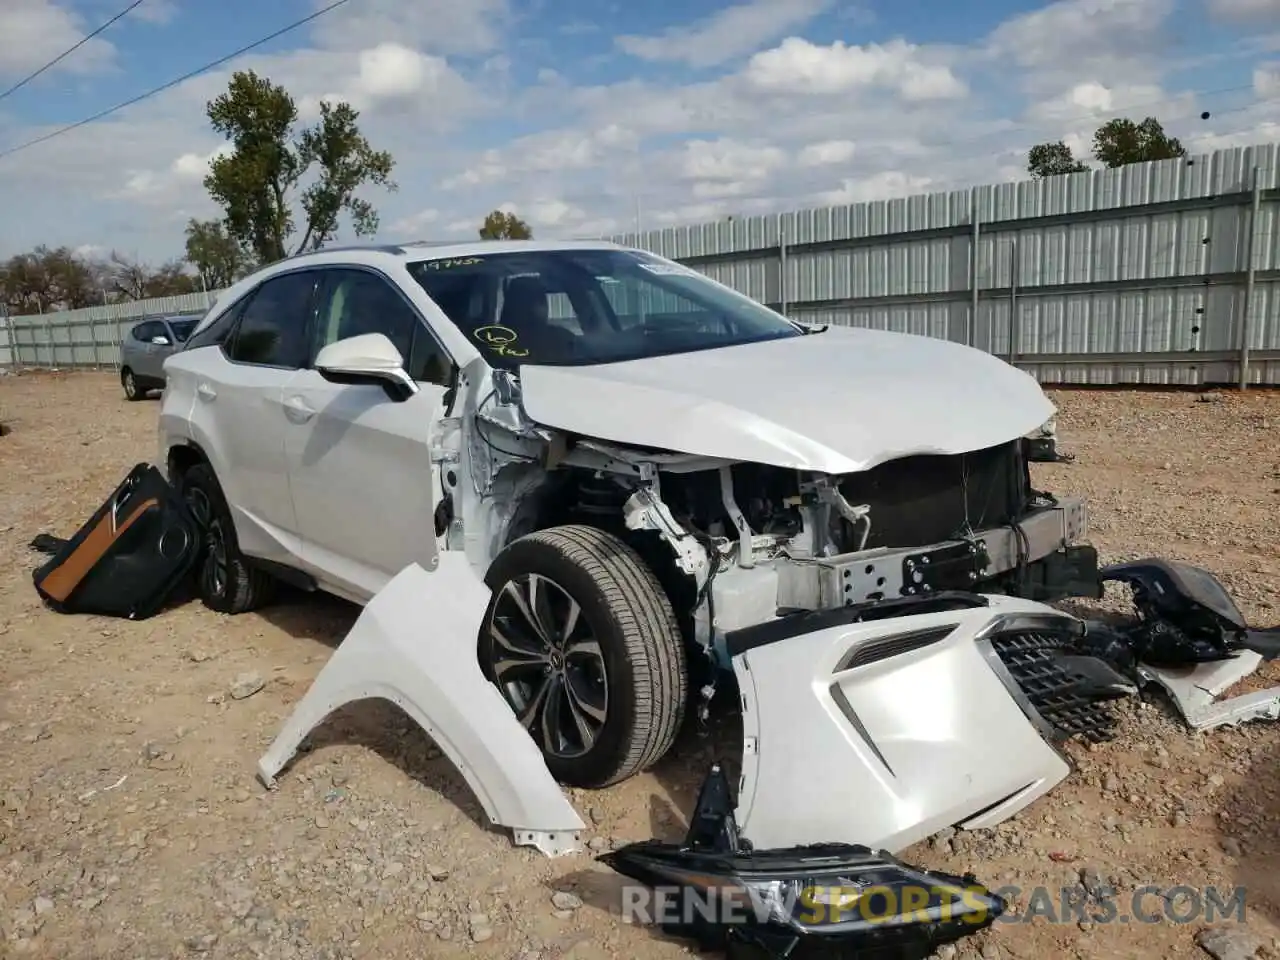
{"left": 1, "top": 370, "right": 1279, "bottom": 960}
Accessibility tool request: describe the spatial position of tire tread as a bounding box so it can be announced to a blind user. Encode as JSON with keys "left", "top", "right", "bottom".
{"left": 512, "top": 524, "right": 688, "bottom": 786}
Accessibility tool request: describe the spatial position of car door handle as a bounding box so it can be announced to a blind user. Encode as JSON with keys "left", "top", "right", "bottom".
{"left": 284, "top": 396, "right": 316, "bottom": 423}
{"left": 196, "top": 383, "right": 216, "bottom": 401}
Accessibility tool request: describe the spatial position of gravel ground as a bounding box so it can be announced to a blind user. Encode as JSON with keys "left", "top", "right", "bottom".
{"left": 1, "top": 370, "right": 1279, "bottom": 960}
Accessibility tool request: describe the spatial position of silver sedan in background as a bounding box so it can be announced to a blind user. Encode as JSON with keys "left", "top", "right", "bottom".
{"left": 119, "top": 315, "right": 200, "bottom": 400}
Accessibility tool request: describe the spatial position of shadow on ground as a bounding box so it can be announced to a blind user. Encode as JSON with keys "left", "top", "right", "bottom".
{"left": 1217, "top": 733, "right": 1280, "bottom": 953}
{"left": 251, "top": 586, "right": 494, "bottom": 834}
{"left": 255, "top": 584, "right": 360, "bottom": 648}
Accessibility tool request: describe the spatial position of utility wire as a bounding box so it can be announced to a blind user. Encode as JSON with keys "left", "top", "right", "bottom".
{"left": 0, "top": 0, "right": 354, "bottom": 162}
{"left": 0, "top": 0, "right": 144, "bottom": 104}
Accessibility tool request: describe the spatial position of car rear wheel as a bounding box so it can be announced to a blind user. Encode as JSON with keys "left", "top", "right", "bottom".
{"left": 121, "top": 368, "right": 142, "bottom": 401}
{"left": 478, "top": 524, "right": 689, "bottom": 789}
{"left": 179, "top": 463, "right": 276, "bottom": 614}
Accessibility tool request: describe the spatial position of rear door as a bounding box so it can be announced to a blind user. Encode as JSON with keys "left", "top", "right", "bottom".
{"left": 180, "top": 270, "right": 320, "bottom": 565}
{"left": 281, "top": 265, "right": 455, "bottom": 600}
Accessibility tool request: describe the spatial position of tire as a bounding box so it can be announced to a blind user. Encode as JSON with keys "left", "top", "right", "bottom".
{"left": 479, "top": 524, "right": 689, "bottom": 789}
{"left": 121, "top": 368, "right": 142, "bottom": 401}
{"left": 178, "top": 463, "right": 276, "bottom": 614}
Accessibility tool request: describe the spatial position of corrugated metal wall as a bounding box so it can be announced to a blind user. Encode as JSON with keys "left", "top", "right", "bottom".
{"left": 5, "top": 142, "right": 1279, "bottom": 385}
{"left": 0, "top": 320, "right": 13, "bottom": 369}
{"left": 2, "top": 292, "right": 214, "bottom": 369}
{"left": 608, "top": 141, "right": 1280, "bottom": 386}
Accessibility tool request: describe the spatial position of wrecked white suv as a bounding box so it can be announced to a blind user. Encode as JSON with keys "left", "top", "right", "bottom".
{"left": 159, "top": 239, "right": 1095, "bottom": 790}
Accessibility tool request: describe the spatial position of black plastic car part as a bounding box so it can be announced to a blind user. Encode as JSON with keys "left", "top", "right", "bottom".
{"left": 597, "top": 763, "right": 1006, "bottom": 959}
{"left": 1099, "top": 558, "right": 1280, "bottom": 666}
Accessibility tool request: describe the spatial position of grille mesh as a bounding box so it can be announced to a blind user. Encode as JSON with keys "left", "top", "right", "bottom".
{"left": 989, "top": 630, "right": 1118, "bottom": 743}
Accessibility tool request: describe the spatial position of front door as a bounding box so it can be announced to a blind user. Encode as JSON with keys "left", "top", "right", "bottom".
{"left": 282, "top": 266, "right": 456, "bottom": 601}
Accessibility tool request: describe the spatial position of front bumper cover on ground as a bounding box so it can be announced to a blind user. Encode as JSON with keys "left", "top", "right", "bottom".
{"left": 725, "top": 594, "right": 1118, "bottom": 853}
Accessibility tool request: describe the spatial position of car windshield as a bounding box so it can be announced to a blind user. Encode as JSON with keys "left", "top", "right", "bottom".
{"left": 406, "top": 248, "right": 803, "bottom": 369}
{"left": 168, "top": 318, "right": 199, "bottom": 342}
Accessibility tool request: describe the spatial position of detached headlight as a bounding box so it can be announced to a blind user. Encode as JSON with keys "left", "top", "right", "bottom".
{"left": 597, "top": 763, "right": 1005, "bottom": 955}
{"left": 601, "top": 843, "right": 1004, "bottom": 934}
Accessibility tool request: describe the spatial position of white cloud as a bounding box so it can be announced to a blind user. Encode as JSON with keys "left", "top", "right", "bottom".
{"left": 680, "top": 138, "right": 787, "bottom": 181}
{"left": 295, "top": 43, "right": 476, "bottom": 119}
{"left": 742, "top": 37, "right": 967, "bottom": 100}
{"left": 388, "top": 207, "right": 441, "bottom": 236}
{"left": 129, "top": 0, "right": 178, "bottom": 25}
{"left": 307, "top": 0, "right": 511, "bottom": 54}
{"left": 616, "top": 0, "right": 833, "bottom": 68}
{"left": 0, "top": 0, "right": 116, "bottom": 78}
{"left": 1206, "top": 0, "right": 1280, "bottom": 20}
{"left": 524, "top": 198, "right": 583, "bottom": 227}
{"left": 797, "top": 139, "right": 856, "bottom": 166}
{"left": 2, "top": 0, "right": 1278, "bottom": 269}
{"left": 983, "top": 0, "right": 1177, "bottom": 94}
{"left": 1255, "top": 62, "right": 1280, "bottom": 97}
{"left": 818, "top": 170, "right": 934, "bottom": 206}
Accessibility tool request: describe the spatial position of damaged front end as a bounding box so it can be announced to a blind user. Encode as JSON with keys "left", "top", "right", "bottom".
{"left": 447, "top": 361, "right": 1098, "bottom": 666}
{"left": 421, "top": 362, "right": 1127, "bottom": 840}
{"left": 599, "top": 763, "right": 1007, "bottom": 960}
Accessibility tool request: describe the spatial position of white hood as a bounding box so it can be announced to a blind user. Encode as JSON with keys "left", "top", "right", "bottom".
{"left": 516, "top": 326, "right": 1055, "bottom": 475}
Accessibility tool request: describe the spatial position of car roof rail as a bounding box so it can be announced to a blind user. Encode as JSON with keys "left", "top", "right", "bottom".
{"left": 295, "top": 243, "right": 408, "bottom": 257}
{"left": 397, "top": 239, "right": 466, "bottom": 249}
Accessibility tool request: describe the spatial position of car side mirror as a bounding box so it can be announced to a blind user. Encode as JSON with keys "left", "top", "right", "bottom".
{"left": 151, "top": 335, "right": 171, "bottom": 346}
{"left": 315, "top": 332, "right": 420, "bottom": 402}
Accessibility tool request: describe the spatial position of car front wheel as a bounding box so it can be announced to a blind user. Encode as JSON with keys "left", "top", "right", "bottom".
{"left": 478, "top": 524, "right": 689, "bottom": 789}
{"left": 121, "top": 368, "right": 142, "bottom": 401}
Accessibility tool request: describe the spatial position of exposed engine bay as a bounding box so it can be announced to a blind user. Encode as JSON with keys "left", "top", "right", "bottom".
{"left": 438, "top": 364, "right": 1095, "bottom": 670}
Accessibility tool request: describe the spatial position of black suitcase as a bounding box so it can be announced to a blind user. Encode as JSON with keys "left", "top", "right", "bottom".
{"left": 32, "top": 462, "right": 202, "bottom": 620}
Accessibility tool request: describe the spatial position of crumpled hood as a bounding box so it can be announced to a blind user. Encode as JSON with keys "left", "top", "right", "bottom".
{"left": 517, "top": 325, "right": 1055, "bottom": 475}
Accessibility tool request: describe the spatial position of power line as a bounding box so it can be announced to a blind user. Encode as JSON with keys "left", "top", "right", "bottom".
{"left": 0, "top": 0, "right": 144, "bottom": 103}
{"left": 0, "top": 1, "right": 145, "bottom": 104}
{"left": 0, "top": 0, "right": 354, "bottom": 163}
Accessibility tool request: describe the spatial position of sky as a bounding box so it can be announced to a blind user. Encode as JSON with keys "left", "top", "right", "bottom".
{"left": 0, "top": 0, "right": 1278, "bottom": 265}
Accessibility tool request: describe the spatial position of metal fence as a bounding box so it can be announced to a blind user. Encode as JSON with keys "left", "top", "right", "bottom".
{"left": 606, "top": 142, "right": 1280, "bottom": 387}
{"left": 1, "top": 292, "right": 216, "bottom": 370}
{"left": 5, "top": 141, "right": 1280, "bottom": 386}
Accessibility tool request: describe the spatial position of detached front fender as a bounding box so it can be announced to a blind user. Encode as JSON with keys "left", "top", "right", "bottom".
{"left": 257, "top": 555, "right": 586, "bottom": 857}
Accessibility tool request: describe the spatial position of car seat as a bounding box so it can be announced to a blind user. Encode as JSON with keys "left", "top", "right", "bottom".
{"left": 498, "top": 276, "right": 577, "bottom": 361}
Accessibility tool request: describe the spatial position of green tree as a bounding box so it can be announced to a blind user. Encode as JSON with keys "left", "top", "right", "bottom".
{"left": 478, "top": 209, "right": 533, "bottom": 240}
{"left": 203, "top": 70, "right": 396, "bottom": 266}
{"left": 105, "top": 251, "right": 200, "bottom": 300}
{"left": 1092, "top": 116, "right": 1185, "bottom": 168}
{"left": 0, "top": 246, "right": 101, "bottom": 313}
{"left": 184, "top": 218, "right": 251, "bottom": 289}
{"left": 1027, "top": 140, "right": 1090, "bottom": 179}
